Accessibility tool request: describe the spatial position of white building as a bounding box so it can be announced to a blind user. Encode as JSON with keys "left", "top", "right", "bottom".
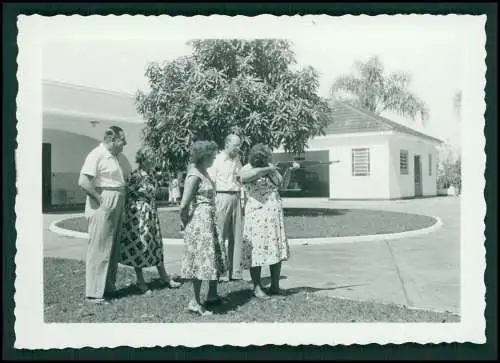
{"left": 42, "top": 80, "right": 144, "bottom": 209}
{"left": 42, "top": 80, "right": 442, "bottom": 210}
{"left": 273, "top": 101, "right": 443, "bottom": 199}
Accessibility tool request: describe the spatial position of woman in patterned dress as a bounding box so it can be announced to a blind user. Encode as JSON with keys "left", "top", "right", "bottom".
{"left": 120, "top": 146, "right": 182, "bottom": 294}
{"left": 179, "top": 141, "right": 227, "bottom": 316}
{"left": 239, "top": 144, "right": 300, "bottom": 299}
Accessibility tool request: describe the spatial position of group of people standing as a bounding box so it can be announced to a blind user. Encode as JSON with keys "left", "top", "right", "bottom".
{"left": 78, "top": 126, "right": 299, "bottom": 316}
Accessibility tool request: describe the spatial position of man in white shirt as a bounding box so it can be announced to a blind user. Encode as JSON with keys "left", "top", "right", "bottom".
{"left": 207, "top": 134, "right": 244, "bottom": 283}
{"left": 78, "top": 126, "right": 132, "bottom": 304}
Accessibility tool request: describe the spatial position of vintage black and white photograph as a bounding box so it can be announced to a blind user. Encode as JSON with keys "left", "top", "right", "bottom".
{"left": 15, "top": 14, "right": 486, "bottom": 348}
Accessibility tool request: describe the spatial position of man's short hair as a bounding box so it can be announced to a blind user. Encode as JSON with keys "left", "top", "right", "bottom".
{"left": 225, "top": 134, "right": 241, "bottom": 147}
{"left": 103, "top": 126, "right": 124, "bottom": 142}
{"left": 248, "top": 143, "right": 271, "bottom": 168}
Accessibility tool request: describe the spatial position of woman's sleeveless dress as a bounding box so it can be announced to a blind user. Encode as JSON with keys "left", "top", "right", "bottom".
{"left": 120, "top": 169, "right": 164, "bottom": 268}
{"left": 240, "top": 176, "right": 290, "bottom": 269}
{"left": 180, "top": 168, "right": 228, "bottom": 280}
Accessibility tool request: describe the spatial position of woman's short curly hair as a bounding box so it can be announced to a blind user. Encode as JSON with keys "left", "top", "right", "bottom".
{"left": 136, "top": 145, "right": 157, "bottom": 169}
{"left": 189, "top": 140, "right": 219, "bottom": 166}
{"left": 248, "top": 143, "right": 272, "bottom": 168}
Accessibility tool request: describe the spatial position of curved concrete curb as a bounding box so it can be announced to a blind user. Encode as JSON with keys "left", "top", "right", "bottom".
{"left": 49, "top": 215, "right": 443, "bottom": 246}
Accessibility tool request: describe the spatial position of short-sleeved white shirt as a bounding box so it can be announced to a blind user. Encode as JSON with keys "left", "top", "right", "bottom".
{"left": 207, "top": 151, "right": 242, "bottom": 192}
{"left": 80, "top": 143, "right": 132, "bottom": 187}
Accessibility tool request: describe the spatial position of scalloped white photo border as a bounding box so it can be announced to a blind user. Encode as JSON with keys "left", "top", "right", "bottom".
{"left": 14, "top": 14, "right": 486, "bottom": 348}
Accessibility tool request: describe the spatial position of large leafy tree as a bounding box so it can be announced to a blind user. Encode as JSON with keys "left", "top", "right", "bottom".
{"left": 136, "top": 39, "right": 330, "bottom": 174}
{"left": 330, "top": 56, "right": 430, "bottom": 122}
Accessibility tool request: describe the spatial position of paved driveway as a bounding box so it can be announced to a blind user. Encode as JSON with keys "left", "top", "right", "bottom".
{"left": 44, "top": 196, "right": 461, "bottom": 314}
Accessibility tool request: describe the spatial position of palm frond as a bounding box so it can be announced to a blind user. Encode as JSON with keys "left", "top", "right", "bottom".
{"left": 330, "top": 57, "right": 430, "bottom": 123}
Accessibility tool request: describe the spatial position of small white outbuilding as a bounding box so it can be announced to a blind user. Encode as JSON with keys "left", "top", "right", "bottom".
{"left": 272, "top": 101, "right": 443, "bottom": 200}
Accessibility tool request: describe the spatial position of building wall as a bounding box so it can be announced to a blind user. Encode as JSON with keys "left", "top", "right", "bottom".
{"left": 325, "top": 135, "right": 392, "bottom": 199}
{"left": 43, "top": 115, "right": 145, "bottom": 205}
{"left": 273, "top": 133, "right": 393, "bottom": 199}
{"left": 43, "top": 113, "right": 144, "bottom": 170}
{"left": 43, "top": 129, "right": 100, "bottom": 205}
{"left": 388, "top": 132, "right": 439, "bottom": 198}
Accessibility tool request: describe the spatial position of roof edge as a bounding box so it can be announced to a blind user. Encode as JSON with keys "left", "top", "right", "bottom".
{"left": 331, "top": 100, "right": 443, "bottom": 144}
{"left": 44, "top": 107, "right": 144, "bottom": 125}
{"left": 43, "top": 79, "right": 137, "bottom": 99}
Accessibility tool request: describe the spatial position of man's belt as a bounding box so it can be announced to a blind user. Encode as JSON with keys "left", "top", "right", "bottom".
{"left": 217, "top": 190, "right": 240, "bottom": 194}
{"left": 96, "top": 186, "right": 126, "bottom": 192}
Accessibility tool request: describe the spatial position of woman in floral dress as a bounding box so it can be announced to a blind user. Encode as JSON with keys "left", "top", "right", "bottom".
{"left": 120, "top": 146, "right": 181, "bottom": 294}
{"left": 239, "top": 143, "right": 300, "bottom": 299}
{"left": 179, "top": 141, "right": 227, "bottom": 316}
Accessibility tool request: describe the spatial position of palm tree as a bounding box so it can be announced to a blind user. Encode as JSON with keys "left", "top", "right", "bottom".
{"left": 330, "top": 56, "right": 430, "bottom": 123}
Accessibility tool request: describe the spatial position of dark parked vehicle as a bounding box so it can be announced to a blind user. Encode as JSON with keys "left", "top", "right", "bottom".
{"left": 276, "top": 160, "right": 335, "bottom": 198}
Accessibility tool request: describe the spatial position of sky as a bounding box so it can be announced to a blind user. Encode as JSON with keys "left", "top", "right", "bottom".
{"left": 41, "top": 15, "right": 473, "bottom": 149}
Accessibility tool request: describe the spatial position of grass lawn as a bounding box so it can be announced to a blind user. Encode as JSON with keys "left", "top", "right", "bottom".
{"left": 55, "top": 208, "right": 436, "bottom": 239}
{"left": 44, "top": 258, "right": 459, "bottom": 323}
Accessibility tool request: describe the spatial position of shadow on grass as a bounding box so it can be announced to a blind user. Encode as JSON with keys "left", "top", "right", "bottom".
{"left": 259, "top": 275, "right": 367, "bottom": 298}
{"left": 260, "top": 276, "right": 288, "bottom": 286}
{"left": 260, "top": 275, "right": 365, "bottom": 297}
{"left": 273, "top": 284, "right": 366, "bottom": 296}
{"left": 283, "top": 208, "right": 348, "bottom": 217}
{"left": 198, "top": 277, "right": 290, "bottom": 315}
{"left": 208, "top": 289, "right": 255, "bottom": 315}
{"left": 109, "top": 278, "right": 184, "bottom": 300}
{"left": 98, "top": 273, "right": 365, "bottom": 313}
{"left": 208, "top": 285, "right": 368, "bottom": 315}
{"left": 203, "top": 275, "right": 366, "bottom": 315}
{"left": 108, "top": 285, "right": 146, "bottom": 300}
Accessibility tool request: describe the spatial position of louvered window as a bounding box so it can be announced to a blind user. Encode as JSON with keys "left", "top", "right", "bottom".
{"left": 400, "top": 150, "right": 409, "bottom": 175}
{"left": 352, "top": 148, "right": 370, "bottom": 176}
